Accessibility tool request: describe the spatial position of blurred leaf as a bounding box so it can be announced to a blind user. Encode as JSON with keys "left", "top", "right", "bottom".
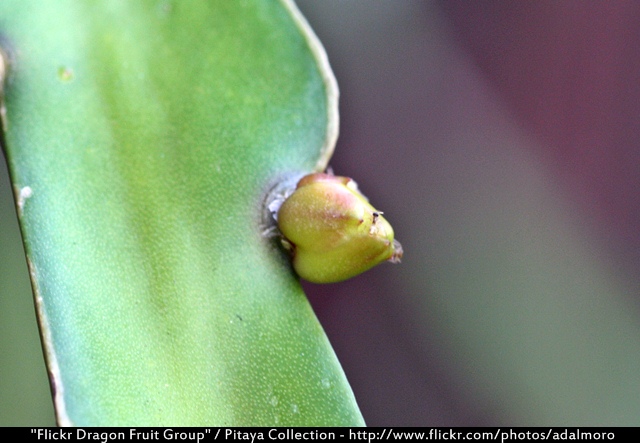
{"left": 0, "top": 157, "right": 55, "bottom": 426}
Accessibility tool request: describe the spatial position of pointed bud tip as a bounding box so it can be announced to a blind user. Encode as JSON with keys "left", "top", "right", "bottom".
{"left": 389, "top": 239, "right": 403, "bottom": 263}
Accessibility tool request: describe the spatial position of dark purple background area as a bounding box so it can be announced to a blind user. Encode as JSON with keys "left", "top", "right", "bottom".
{"left": 441, "top": 0, "right": 640, "bottom": 275}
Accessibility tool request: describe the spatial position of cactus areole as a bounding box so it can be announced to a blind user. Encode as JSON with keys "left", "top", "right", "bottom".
{"left": 275, "top": 172, "right": 402, "bottom": 283}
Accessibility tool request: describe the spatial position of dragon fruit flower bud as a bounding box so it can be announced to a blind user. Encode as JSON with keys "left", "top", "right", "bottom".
{"left": 277, "top": 172, "right": 402, "bottom": 283}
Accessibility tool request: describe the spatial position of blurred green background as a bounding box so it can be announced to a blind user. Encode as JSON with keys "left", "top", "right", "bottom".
{"left": 3, "top": 0, "right": 640, "bottom": 426}
{"left": 1, "top": 150, "right": 56, "bottom": 425}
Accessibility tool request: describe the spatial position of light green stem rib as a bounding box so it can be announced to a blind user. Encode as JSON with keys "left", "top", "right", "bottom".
{"left": 0, "top": 0, "right": 362, "bottom": 426}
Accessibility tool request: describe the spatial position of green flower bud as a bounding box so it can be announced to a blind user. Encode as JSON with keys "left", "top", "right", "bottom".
{"left": 277, "top": 172, "right": 402, "bottom": 283}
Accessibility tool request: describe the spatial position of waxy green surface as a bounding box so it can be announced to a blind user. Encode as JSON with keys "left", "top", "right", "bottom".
{"left": 0, "top": 0, "right": 362, "bottom": 426}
